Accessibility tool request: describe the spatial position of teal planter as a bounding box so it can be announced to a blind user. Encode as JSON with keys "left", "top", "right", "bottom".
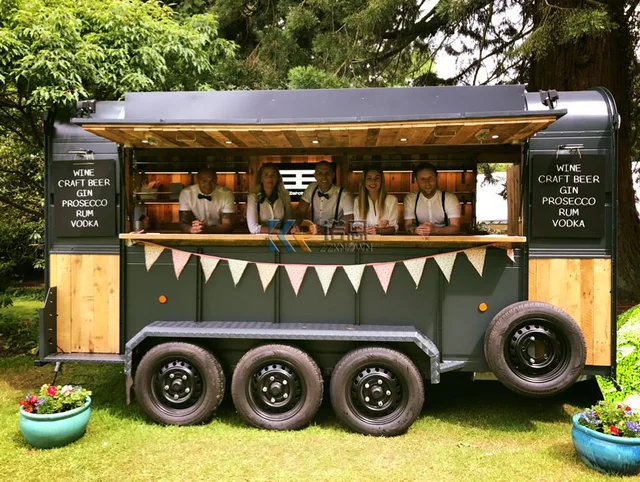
{"left": 19, "top": 396, "right": 91, "bottom": 449}
{"left": 572, "top": 413, "right": 640, "bottom": 475}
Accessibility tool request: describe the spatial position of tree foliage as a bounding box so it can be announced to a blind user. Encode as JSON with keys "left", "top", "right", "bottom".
{"left": 0, "top": 0, "right": 236, "bottom": 276}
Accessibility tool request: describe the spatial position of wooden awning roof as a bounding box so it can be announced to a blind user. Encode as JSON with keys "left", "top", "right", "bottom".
{"left": 80, "top": 115, "right": 559, "bottom": 149}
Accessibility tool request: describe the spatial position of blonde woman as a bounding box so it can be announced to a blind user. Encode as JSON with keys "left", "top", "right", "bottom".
{"left": 353, "top": 167, "right": 398, "bottom": 235}
{"left": 246, "top": 163, "right": 293, "bottom": 234}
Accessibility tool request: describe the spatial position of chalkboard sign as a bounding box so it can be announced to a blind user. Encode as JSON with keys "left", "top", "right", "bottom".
{"left": 531, "top": 152, "right": 605, "bottom": 238}
{"left": 53, "top": 160, "right": 116, "bottom": 237}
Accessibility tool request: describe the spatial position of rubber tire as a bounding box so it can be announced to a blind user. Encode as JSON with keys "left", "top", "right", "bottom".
{"left": 330, "top": 347, "right": 424, "bottom": 436}
{"left": 134, "top": 342, "right": 225, "bottom": 425}
{"left": 231, "top": 344, "right": 323, "bottom": 431}
{"left": 484, "top": 301, "right": 586, "bottom": 398}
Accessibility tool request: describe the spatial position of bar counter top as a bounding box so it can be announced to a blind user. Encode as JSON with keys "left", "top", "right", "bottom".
{"left": 120, "top": 233, "right": 525, "bottom": 248}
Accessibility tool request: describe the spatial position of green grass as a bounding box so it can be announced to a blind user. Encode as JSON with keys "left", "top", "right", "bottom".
{"left": 0, "top": 297, "right": 41, "bottom": 356}
{"left": 0, "top": 357, "right": 618, "bottom": 482}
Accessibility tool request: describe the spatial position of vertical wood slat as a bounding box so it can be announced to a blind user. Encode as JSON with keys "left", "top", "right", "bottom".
{"left": 528, "top": 258, "right": 611, "bottom": 366}
{"left": 49, "top": 254, "right": 120, "bottom": 354}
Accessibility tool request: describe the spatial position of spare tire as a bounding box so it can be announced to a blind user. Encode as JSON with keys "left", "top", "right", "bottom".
{"left": 484, "top": 301, "right": 586, "bottom": 398}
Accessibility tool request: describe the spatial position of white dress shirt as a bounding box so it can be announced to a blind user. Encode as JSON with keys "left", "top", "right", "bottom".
{"left": 403, "top": 190, "right": 461, "bottom": 227}
{"left": 353, "top": 194, "right": 399, "bottom": 232}
{"left": 300, "top": 183, "right": 354, "bottom": 226}
{"left": 246, "top": 192, "right": 294, "bottom": 234}
{"left": 178, "top": 184, "right": 235, "bottom": 225}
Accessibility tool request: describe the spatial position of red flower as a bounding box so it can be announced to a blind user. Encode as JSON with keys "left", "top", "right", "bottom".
{"left": 610, "top": 425, "right": 620, "bottom": 436}
{"left": 46, "top": 385, "right": 57, "bottom": 396}
{"left": 23, "top": 406, "right": 33, "bottom": 413}
{"left": 19, "top": 400, "right": 27, "bottom": 407}
{"left": 29, "top": 395, "right": 38, "bottom": 404}
{"left": 625, "top": 405, "right": 632, "bottom": 412}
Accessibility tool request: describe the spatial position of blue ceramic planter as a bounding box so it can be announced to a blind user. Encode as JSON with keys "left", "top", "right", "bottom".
{"left": 572, "top": 413, "right": 640, "bottom": 476}
{"left": 19, "top": 396, "right": 91, "bottom": 449}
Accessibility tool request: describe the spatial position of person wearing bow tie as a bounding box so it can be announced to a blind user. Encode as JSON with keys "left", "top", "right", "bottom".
{"left": 179, "top": 167, "right": 235, "bottom": 234}
{"left": 246, "top": 163, "right": 293, "bottom": 234}
{"left": 293, "top": 161, "right": 354, "bottom": 235}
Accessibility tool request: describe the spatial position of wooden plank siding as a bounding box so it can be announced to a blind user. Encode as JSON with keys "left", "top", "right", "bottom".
{"left": 49, "top": 254, "right": 120, "bottom": 353}
{"left": 528, "top": 258, "right": 611, "bottom": 366}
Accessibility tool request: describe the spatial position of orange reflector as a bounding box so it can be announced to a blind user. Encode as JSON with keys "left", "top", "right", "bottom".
{"left": 478, "top": 302, "right": 488, "bottom": 312}
{"left": 159, "top": 295, "right": 168, "bottom": 304}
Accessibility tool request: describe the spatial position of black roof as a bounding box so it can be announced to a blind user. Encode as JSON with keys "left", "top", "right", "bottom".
{"left": 76, "top": 85, "right": 564, "bottom": 125}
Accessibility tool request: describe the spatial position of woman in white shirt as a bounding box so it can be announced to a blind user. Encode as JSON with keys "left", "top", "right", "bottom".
{"left": 246, "top": 163, "right": 293, "bottom": 234}
{"left": 353, "top": 167, "right": 398, "bottom": 235}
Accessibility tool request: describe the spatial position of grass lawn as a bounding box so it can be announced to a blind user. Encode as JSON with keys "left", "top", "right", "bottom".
{"left": 0, "top": 356, "right": 619, "bottom": 482}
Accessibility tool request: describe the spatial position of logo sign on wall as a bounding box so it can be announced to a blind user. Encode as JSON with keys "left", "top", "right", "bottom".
{"left": 279, "top": 163, "right": 316, "bottom": 201}
{"left": 53, "top": 159, "right": 117, "bottom": 237}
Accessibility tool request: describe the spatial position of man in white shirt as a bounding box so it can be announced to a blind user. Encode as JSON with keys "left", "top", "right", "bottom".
{"left": 404, "top": 162, "right": 461, "bottom": 236}
{"left": 294, "top": 161, "right": 354, "bottom": 235}
{"left": 179, "top": 167, "right": 235, "bottom": 234}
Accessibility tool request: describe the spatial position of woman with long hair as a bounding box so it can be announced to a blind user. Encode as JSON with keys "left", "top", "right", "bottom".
{"left": 246, "top": 163, "right": 293, "bottom": 234}
{"left": 353, "top": 167, "right": 398, "bottom": 235}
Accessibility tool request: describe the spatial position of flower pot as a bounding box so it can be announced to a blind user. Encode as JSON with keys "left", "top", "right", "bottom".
{"left": 19, "top": 396, "right": 91, "bottom": 449}
{"left": 572, "top": 413, "right": 640, "bottom": 475}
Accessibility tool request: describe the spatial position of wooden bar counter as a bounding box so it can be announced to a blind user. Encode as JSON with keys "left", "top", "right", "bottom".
{"left": 120, "top": 233, "right": 526, "bottom": 248}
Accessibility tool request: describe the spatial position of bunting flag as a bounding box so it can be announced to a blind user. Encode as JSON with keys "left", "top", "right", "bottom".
{"left": 315, "top": 265, "right": 337, "bottom": 296}
{"left": 144, "top": 244, "right": 164, "bottom": 271}
{"left": 343, "top": 264, "right": 366, "bottom": 293}
{"left": 373, "top": 263, "right": 395, "bottom": 293}
{"left": 256, "top": 263, "right": 279, "bottom": 291}
{"left": 284, "top": 265, "right": 308, "bottom": 296}
{"left": 506, "top": 248, "right": 515, "bottom": 263}
{"left": 403, "top": 257, "right": 427, "bottom": 289}
{"left": 200, "top": 257, "right": 220, "bottom": 283}
{"left": 464, "top": 247, "right": 487, "bottom": 277}
{"left": 228, "top": 259, "right": 249, "bottom": 286}
{"left": 172, "top": 249, "right": 191, "bottom": 279}
{"left": 434, "top": 252, "right": 457, "bottom": 282}
{"left": 494, "top": 243, "right": 516, "bottom": 263}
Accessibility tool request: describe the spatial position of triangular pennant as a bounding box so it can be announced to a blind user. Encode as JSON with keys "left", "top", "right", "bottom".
{"left": 284, "top": 264, "right": 308, "bottom": 296}
{"left": 506, "top": 248, "right": 515, "bottom": 263}
{"left": 200, "top": 256, "right": 220, "bottom": 283}
{"left": 172, "top": 249, "right": 191, "bottom": 279}
{"left": 256, "top": 263, "right": 279, "bottom": 292}
{"left": 434, "top": 252, "right": 457, "bottom": 283}
{"left": 372, "top": 262, "right": 395, "bottom": 294}
{"left": 228, "top": 259, "right": 249, "bottom": 287}
{"left": 403, "top": 257, "right": 427, "bottom": 289}
{"left": 343, "top": 264, "right": 366, "bottom": 293}
{"left": 315, "top": 265, "right": 337, "bottom": 296}
{"left": 464, "top": 247, "right": 487, "bottom": 277}
{"left": 144, "top": 244, "right": 164, "bottom": 271}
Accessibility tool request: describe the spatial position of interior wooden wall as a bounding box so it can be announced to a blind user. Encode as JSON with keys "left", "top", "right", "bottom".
{"left": 506, "top": 165, "right": 523, "bottom": 236}
{"left": 49, "top": 254, "right": 120, "bottom": 353}
{"left": 528, "top": 258, "right": 611, "bottom": 366}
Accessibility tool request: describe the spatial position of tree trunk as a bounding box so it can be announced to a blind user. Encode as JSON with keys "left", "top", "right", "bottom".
{"left": 528, "top": 0, "right": 640, "bottom": 303}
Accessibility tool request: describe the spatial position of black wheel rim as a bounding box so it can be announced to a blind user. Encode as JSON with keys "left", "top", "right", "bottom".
{"left": 345, "top": 363, "right": 407, "bottom": 425}
{"left": 149, "top": 357, "right": 205, "bottom": 416}
{"left": 246, "top": 360, "right": 305, "bottom": 421}
{"left": 505, "top": 318, "right": 570, "bottom": 383}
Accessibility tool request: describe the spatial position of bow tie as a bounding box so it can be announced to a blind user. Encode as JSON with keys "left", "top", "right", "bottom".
{"left": 317, "top": 191, "right": 330, "bottom": 199}
{"left": 198, "top": 194, "right": 212, "bottom": 201}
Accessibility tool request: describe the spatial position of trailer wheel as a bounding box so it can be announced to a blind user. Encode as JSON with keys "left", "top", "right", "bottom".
{"left": 484, "top": 301, "right": 586, "bottom": 397}
{"left": 330, "top": 347, "right": 424, "bottom": 436}
{"left": 134, "top": 342, "right": 225, "bottom": 425}
{"left": 231, "top": 344, "right": 323, "bottom": 431}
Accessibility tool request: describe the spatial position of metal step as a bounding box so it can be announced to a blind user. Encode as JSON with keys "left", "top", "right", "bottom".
{"left": 36, "top": 353, "right": 125, "bottom": 366}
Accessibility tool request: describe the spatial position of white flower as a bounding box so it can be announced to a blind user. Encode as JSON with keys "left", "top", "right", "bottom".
{"left": 61, "top": 385, "right": 74, "bottom": 396}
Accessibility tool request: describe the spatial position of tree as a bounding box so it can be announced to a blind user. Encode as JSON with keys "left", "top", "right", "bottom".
{"left": 0, "top": 0, "right": 237, "bottom": 276}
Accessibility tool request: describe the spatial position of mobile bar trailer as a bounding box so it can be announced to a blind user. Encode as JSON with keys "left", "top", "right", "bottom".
{"left": 39, "top": 85, "right": 618, "bottom": 435}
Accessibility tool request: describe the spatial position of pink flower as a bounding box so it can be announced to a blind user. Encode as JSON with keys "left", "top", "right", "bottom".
{"left": 29, "top": 395, "right": 38, "bottom": 404}
{"left": 46, "top": 385, "right": 57, "bottom": 396}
